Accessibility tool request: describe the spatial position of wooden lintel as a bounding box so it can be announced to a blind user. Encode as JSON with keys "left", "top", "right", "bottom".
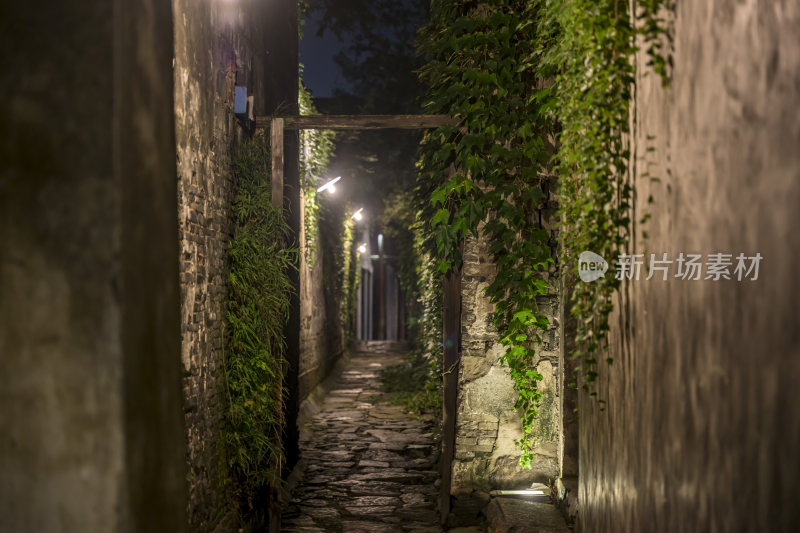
{"left": 255, "top": 114, "right": 459, "bottom": 130}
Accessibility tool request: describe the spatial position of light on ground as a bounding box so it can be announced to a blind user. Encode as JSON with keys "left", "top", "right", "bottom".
{"left": 317, "top": 176, "right": 341, "bottom": 193}
{"left": 352, "top": 208, "right": 364, "bottom": 221}
{"left": 490, "top": 489, "right": 546, "bottom": 496}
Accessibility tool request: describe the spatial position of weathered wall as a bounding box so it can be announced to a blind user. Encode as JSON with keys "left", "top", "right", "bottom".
{"left": 0, "top": 1, "right": 185, "bottom": 532}
{"left": 451, "top": 223, "right": 562, "bottom": 520}
{"left": 579, "top": 2, "right": 800, "bottom": 532}
{"left": 298, "top": 195, "right": 353, "bottom": 401}
{"left": 299, "top": 192, "right": 329, "bottom": 401}
{"left": 172, "top": 0, "right": 298, "bottom": 529}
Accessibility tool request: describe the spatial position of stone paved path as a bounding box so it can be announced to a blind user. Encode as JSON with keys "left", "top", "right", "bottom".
{"left": 282, "top": 343, "right": 443, "bottom": 532}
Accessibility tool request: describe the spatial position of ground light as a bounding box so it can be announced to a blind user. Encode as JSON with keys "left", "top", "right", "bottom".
{"left": 317, "top": 176, "right": 341, "bottom": 193}
{"left": 490, "top": 490, "right": 546, "bottom": 496}
{"left": 352, "top": 208, "right": 364, "bottom": 221}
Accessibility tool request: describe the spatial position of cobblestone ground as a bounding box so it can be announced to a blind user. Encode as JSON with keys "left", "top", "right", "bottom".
{"left": 282, "top": 343, "right": 442, "bottom": 532}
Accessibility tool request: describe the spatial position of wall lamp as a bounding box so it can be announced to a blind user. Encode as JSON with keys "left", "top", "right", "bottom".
{"left": 357, "top": 243, "right": 367, "bottom": 254}
{"left": 352, "top": 208, "right": 364, "bottom": 221}
{"left": 317, "top": 176, "right": 341, "bottom": 193}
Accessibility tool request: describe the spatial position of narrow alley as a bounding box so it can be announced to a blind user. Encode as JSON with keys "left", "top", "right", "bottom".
{"left": 282, "top": 342, "right": 442, "bottom": 533}
{"left": 3, "top": 1, "right": 800, "bottom": 532}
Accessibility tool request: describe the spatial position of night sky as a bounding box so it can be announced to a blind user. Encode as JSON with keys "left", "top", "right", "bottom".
{"left": 298, "top": 0, "right": 426, "bottom": 211}
{"left": 300, "top": 10, "right": 351, "bottom": 98}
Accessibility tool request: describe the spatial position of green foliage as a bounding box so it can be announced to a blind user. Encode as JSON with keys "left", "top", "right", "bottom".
{"left": 416, "top": 0, "right": 555, "bottom": 467}
{"left": 298, "top": 81, "right": 358, "bottom": 348}
{"left": 303, "top": 0, "right": 427, "bottom": 226}
{"left": 382, "top": 349, "right": 442, "bottom": 418}
{"left": 537, "top": 0, "right": 671, "bottom": 392}
{"left": 381, "top": 191, "right": 443, "bottom": 419}
{"left": 401, "top": 245, "right": 444, "bottom": 420}
{"left": 415, "top": 0, "right": 672, "bottom": 466}
{"left": 339, "top": 215, "right": 358, "bottom": 344}
{"left": 381, "top": 191, "right": 423, "bottom": 324}
{"left": 224, "top": 138, "right": 296, "bottom": 508}
{"left": 318, "top": 197, "right": 359, "bottom": 347}
{"left": 299, "top": 83, "right": 336, "bottom": 266}
{"left": 410, "top": 218, "right": 444, "bottom": 390}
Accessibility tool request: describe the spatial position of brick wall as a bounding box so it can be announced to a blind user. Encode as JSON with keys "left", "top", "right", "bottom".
{"left": 173, "top": 0, "right": 297, "bottom": 530}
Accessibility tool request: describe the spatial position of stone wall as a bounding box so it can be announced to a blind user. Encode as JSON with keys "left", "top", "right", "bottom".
{"left": 173, "top": 0, "right": 297, "bottom": 530}
{"left": 451, "top": 222, "right": 561, "bottom": 521}
{"left": 0, "top": 1, "right": 185, "bottom": 531}
{"left": 578, "top": 2, "right": 800, "bottom": 532}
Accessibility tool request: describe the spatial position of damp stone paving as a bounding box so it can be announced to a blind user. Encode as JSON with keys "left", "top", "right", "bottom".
{"left": 281, "top": 343, "right": 443, "bottom": 533}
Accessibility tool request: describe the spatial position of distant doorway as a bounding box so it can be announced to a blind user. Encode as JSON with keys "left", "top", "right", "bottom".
{"left": 355, "top": 231, "right": 405, "bottom": 341}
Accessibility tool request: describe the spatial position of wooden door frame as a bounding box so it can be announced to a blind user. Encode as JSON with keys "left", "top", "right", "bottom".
{"left": 255, "top": 113, "right": 461, "bottom": 530}
{"left": 256, "top": 114, "right": 458, "bottom": 207}
{"left": 440, "top": 265, "right": 462, "bottom": 524}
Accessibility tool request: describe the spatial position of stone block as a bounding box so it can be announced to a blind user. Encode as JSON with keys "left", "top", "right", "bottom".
{"left": 453, "top": 229, "right": 562, "bottom": 504}
{"left": 486, "top": 498, "right": 569, "bottom": 533}
{"left": 461, "top": 355, "right": 491, "bottom": 382}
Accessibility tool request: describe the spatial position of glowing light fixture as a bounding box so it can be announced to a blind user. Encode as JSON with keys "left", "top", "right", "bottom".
{"left": 357, "top": 243, "right": 367, "bottom": 254}
{"left": 352, "top": 208, "right": 364, "bottom": 221}
{"left": 317, "top": 176, "right": 341, "bottom": 193}
{"left": 490, "top": 489, "right": 546, "bottom": 496}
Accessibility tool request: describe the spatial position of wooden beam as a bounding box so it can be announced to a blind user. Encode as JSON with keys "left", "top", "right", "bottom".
{"left": 268, "top": 119, "right": 284, "bottom": 533}
{"left": 270, "top": 117, "right": 284, "bottom": 208}
{"left": 440, "top": 264, "right": 462, "bottom": 525}
{"left": 255, "top": 114, "right": 458, "bottom": 130}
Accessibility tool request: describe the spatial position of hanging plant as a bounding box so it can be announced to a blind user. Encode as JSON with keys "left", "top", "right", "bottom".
{"left": 415, "top": 0, "right": 672, "bottom": 465}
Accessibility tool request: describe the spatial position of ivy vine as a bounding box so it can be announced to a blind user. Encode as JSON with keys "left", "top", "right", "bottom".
{"left": 298, "top": 81, "right": 359, "bottom": 349}
{"left": 538, "top": 0, "right": 671, "bottom": 391}
{"left": 299, "top": 82, "right": 336, "bottom": 266}
{"left": 415, "top": 0, "right": 672, "bottom": 465}
{"left": 339, "top": 215, "right": 358, "bottom": 345}
{"left": 416, "top": 0, "right": 554, "bottom": 466}
{"left": 383, "top": 191, "right": 444, "bottom": 415}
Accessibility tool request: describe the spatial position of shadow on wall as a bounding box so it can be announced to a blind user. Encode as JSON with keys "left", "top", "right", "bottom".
{"left": 578, "top": 2, "right": 800, "bottom": 532}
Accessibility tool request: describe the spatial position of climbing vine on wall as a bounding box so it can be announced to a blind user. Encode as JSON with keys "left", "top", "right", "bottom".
{"left": 537, "top": 0, "right": 671, "bottom": 391}
{"left": 407, "top": 224, "right": 445, "bottom": 415}
{"left": 299, "top": 83, "right": 336, "bottom": 266}
{"left": 299, "top": 81, "right": 358, "bottom": 348}
{"left": 416, "top": 0, "right": 555, "bottom": 467}
{"left": 318, "top": 197, "right": 358, "bottom": 347}
{"left": 339, "top": 216, "right": 358, "bottom": 344}
{"left": 415, "top": 0, "right": 672, "bottom": 465}
{"left": 224, "top": 138, "right": 296, "bottom": 507}
{"left": 339, "top": 211, "right": 359, "bottom": 346}
{"left": 383, "top": 191, "right": 443, "bottom": 415}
